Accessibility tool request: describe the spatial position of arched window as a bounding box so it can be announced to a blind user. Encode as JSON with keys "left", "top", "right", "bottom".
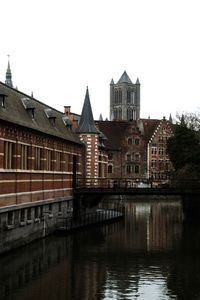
{"left": 126, "top": 153, "right": 131, "bottom": 161}
{"left": 113, "top": 108, "right": 117, "bottom": 120}
{"left": 127, "top": 137, "right": 132, "bottom": 145}
{"left": 133, "top": 110, "right": 136, "bottom": 120}
{"left": 127, "top": 108, "right": 133, "bottom": 121}
{"left": 119, "top": 89, "right": 122, "bottom": 104}
{"left": 126, "top": 164, "right": 132, "bottom": 174}
{"left": 134, "top": 153, "right": 140, "bottom": 162}
{"left": 134, "top": 165, "right": 140, "bottom": 174}
{"left": 114, "top": 90, "right": 118, "bottom": 104}
{"left": 118, "top": 108, "right": 122, "bottom": 120}
{"left": 127, "top": 90, "right": 131, "bottom": 104}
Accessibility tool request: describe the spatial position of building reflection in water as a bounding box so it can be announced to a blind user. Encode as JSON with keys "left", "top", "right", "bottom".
{"left": 2, "top": 197, "right": 200, "bottom": 300}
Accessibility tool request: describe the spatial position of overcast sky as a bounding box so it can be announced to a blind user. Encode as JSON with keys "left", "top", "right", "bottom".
{"left": 0, "top": 0, "right": 200, "bottom": 120}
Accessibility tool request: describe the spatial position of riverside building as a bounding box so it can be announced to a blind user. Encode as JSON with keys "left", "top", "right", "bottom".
{"left": 0, "top": 62, "right": 85, "bottom": 253}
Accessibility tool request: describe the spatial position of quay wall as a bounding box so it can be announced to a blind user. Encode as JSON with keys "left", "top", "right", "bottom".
{"left": 0, "top": 197, "right": 73, "bottom": 254}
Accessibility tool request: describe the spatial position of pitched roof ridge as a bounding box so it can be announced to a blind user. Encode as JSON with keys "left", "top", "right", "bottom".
{"left": 0, "top": 81, "right": 64, "bottom": 115}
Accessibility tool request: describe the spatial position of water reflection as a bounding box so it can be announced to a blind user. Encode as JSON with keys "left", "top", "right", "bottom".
{"left": 1, "top": 198, "right": 200, "bottom": 299}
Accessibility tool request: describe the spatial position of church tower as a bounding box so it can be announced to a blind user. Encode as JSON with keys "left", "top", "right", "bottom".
{"left": 5, "top": 56, "right": 13, "bottom": 88}
{"left": 110, "top": 71, "right": 140, "bottom": 121}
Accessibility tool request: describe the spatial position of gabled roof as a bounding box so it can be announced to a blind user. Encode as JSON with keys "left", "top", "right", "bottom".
{"left": 97, "top": 121, "right": 131, "bottom": 150}
{"left": 0, "top": 81, "right": 82, "bottom": 145}
{"left": 117, "top": 71, "right": 132, "bottom": 84}
{"left": 140, "top": 118, "right": 161, "bottom": 142}
{"left": 77, "top": 87, "right": 99, "bottom": 134}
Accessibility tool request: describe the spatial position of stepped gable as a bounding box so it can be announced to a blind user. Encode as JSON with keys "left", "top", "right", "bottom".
{"left": 97, "top": 121, "right": 130, "bottom": 150}
{"left": 141, "top": 118, "right": 161, "bottom": 142}
{"left": 0, "top": 81, "right": 82, "bottom": 145}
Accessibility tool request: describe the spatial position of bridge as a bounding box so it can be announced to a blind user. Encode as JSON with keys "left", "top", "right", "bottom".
{"left": 72, "top": 177, "right": 200, "bottom": 221}
{"left": 74, "top": 178, "right": 200, "bottom": 196}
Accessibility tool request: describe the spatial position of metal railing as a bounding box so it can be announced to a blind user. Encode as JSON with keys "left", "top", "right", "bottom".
{"left": 56, "top": 208, "right": 124, "bottom": 232}
{"left": 75, "top": 177, "right": 200, "bottom": 190}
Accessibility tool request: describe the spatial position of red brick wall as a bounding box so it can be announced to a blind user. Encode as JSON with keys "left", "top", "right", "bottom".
{"left": 0, "top": 122, "right": 84, "bottom": 207}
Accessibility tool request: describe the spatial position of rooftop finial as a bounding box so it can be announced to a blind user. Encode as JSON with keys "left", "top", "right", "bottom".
{"left": 5, "top": 55, "right": 13, "bottom": 88}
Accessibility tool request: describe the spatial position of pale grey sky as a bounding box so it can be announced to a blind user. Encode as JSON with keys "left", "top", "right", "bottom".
{"left": 0, "top": 0, "right": 200, "bottom": 120}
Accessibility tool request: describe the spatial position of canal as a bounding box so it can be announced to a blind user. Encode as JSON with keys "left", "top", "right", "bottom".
{"left": 1, "top": 197, "right": 200, "bottom": 300}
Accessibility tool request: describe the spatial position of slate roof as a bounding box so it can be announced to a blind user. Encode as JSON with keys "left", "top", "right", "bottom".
{"left": 97, "top": 121, "right": 131, "bottom": 150}
{"left": 97, "top": 119, "right": 163, "bottom": 149}
{"left": 117, "top": 71, "right": 132, "bottom": 84}
{"left": 0, "top": 81, "right": 82, "bottom": 145}
{"left": 140, "top": 118, "right": 161, "bottom": 142}
{"left": 77, "top": 87, "right": 99, "bottom": 134}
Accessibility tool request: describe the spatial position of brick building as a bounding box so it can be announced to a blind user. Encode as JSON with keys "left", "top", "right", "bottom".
{"left": 97, "top": 117, "right": 174, "bottom": 185}
{"left": 76, "top": 87, "right": 108, "bottom": 186}
{"left": 96, "top": 71, "right": 174, "bottom": 185}
{"left": 142, "top": 117, "right": 174, "bottom": 180}
{"left": 0, "top": 80, "right": 84, "bottom": 253}
{"left": 97, "top": 121, "right": 146, "bottom": 182}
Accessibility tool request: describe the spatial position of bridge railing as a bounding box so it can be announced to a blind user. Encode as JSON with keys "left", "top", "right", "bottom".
{"left": 75, "top": 177, "right": 200, "bottom": 190}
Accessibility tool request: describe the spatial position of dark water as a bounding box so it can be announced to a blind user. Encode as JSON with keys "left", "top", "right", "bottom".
{"left": 1, "top": 198, "right": 200, "bottom": 300}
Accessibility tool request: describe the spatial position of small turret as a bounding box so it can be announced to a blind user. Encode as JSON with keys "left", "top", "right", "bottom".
{"left": 77, "top": 87, "right": 99, "bottom": 134}
{"left": 136, "top": 77, "right": 140, "bottom": 84}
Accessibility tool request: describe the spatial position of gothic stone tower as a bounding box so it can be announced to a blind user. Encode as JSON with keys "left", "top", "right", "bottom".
{"left": 110, "top": 71, "right": 140, "bottom": 121}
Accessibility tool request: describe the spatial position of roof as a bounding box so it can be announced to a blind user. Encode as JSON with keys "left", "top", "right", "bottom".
{"left": 139, "top": 118, "right": 161, "bottom": 142}
{"left": 97, "top": 121, "right": 131, "bottom": 150}
{"left": 77, "top": 87, "right": 99, "bottom": 134}
{"left": 117, "top": 71, "right": 132, "bottom": 84}
{"left": 0, "top": 81, "right": 82, "bottom": 145}
{"left": 97, "top": 119, "right": 164, "bottom": 149}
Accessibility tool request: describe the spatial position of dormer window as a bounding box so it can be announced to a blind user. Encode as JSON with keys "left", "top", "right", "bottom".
{"left": 62, "top": 116, "right": 72, "bottom": 130}
{"left": 45, "top": 108, "right": 56, "bottom": 126}
{"left": 21, "top": 97, "right": 35, "bottom": 119}
{"left": 0, "top": 93, "right": 8, "bottom": 108}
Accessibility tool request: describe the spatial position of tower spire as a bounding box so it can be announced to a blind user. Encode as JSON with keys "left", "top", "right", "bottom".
{"left": 5, "top": 55, "right": 13, "bottom": 88}
{"left": 77, "top": 87, "right": 99, "bottom": 133}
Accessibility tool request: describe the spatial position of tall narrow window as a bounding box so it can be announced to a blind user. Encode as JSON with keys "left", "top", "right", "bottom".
{"left": 108, "top": 164, "right": 113, "bottom": 174}
{"left": 4, "top": 141, "right": 14, "bottom": 169}
{"left": 151, "top": 146, "right": 157, "bottom": 155}
{"left": 126, "top": 165, "right": 132, "bottom": 174}
{"left": 55, "top": 151, "right": 61, "bottom": 171}
{"left": 113, "top": 109, "right": 118, "bottom": 120}
{"left": 127, "top": 90, "right": 131, "bottom": 104}
{"left": 134, "top": 165, "right": 140, "bottom": 174}
{"left": 21, "top": 144, "right": 28, "bottom": 169}
{"left": 35, "top": 147, "right": 41, "bottom": 170}
{"left": 47, "top": 150, "right": 52, "bottom": 171}
{"left": 131, "top": 92, "right": 135, "bottom": 104}
{"left": 118, "top": 108, "right": 122, "bottom": 120}
{"left": 127, "top": 108, "right": 133, "bottom": 121}
{"left": 119, "top": 89, "right": 122, "bottom": 104}
{"left": 126, "top": 153, "right": 131, "bottom": 161}
{"left": 135, "top": 138, "right": 140, "bottom": 145}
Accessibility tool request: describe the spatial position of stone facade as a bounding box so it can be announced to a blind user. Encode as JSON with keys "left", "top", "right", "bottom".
{"left": 110, "top": 71, "right": 140, "bottom": 121}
